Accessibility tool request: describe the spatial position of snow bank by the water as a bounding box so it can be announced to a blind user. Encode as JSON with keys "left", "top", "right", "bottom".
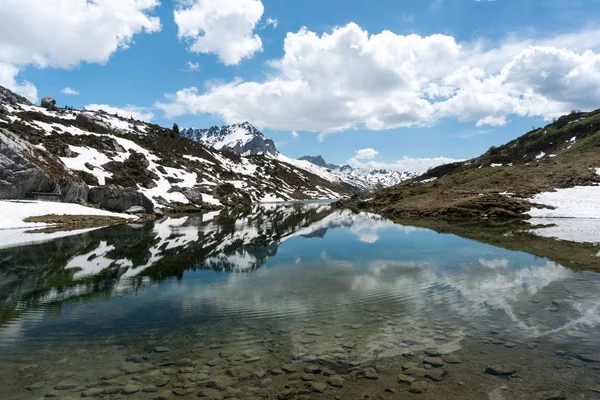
{"left": 0, "top": 201, "right": 132, "bottom": 230}
{"left": 527, "top": 185, "right": 600, "bottom": 218}
{"left": 527, "top": 168, "right": 600, "bottom": 219}
{"left": 0, "top": 227, "right": 99, "bottom": 250}
{"left": 528, "top": 218, "right": 600, "bottom": 244}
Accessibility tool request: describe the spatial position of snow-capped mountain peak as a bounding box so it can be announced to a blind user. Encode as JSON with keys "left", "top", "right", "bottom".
{"left": 181, "top": 122, "right": 278, "bottom": 156}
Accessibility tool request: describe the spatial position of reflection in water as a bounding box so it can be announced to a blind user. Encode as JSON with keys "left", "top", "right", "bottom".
{"left": 0, "top": 204, "right": 599, "bottom": 399}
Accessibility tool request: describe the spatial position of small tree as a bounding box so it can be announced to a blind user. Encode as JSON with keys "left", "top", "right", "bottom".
{"left": 173, "top": 123, "right": 180, "bottom": 135}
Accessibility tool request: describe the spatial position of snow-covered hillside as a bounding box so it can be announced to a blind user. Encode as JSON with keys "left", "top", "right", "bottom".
{"left": 0, "top": 86, "right": 348, "bottom": 212}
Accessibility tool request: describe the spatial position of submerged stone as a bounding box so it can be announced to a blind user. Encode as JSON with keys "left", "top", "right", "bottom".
{"left": 442, "top": 354, "right": 462, "bottom": 364}
{"left": 327, "top": 375, "right": 345, "bottom": 388}
{"left": 122, "top": 384, "right": 141, "bottom": 395}
{"left": 81, "top": 388, "right": 104, "bottom": 397}
{"left": 206, "top": 376, "right": 234, "bottom": 391}
{"left": 408, "top": 381, "right": 430, "bottom": 393}
{"left": 154, "top": 347, "right": 170, "bottom": 353}
{"left": 485, "top": 366, "right": 516, "bottom": 376}
{"left": 423, "top": 357, "right": 445, "bottom": 367}
{"left": 397, "top": 374, "right": 415, "bottom": 384}
{"left": 312, "top": 382, "right": 328, "bottom": 393}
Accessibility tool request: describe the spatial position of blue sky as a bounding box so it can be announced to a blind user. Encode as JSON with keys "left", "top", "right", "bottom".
{"left": 1, "top": 0, "right": 599, "bottom": 168}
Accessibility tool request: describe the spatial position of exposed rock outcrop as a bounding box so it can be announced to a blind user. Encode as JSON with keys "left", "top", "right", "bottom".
{"left": 299, "top": 155, "right": 336, "bottom": 169}
{"left": 89, "top": 185, "right": 154, "bottom": 214}
{"left": 0, "top": 128, "right": 88, "bottom": 203}
{"left": 0, "top": 86, "right": 32, "bottom": 106}
{"left": 59, "top": 180, "right": 90, "bottom": 204}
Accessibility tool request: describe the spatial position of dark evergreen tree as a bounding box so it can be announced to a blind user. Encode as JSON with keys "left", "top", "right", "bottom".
{"left": 173, "top": 123, "right": 180, "bottom": 135}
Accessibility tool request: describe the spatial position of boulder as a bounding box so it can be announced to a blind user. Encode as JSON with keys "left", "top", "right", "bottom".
{"left": 41, "top": 96, "right": 56, "bottom": 109}
{"left": 111, "top": 139, "right": 126, "bottom": 153}
{"left": 75, "top": 113, "right": 95, "bottom": 125}
{"left": 129, "top": 152, "right": 150, "bottom": 168}
{"left": 169, "top": 186, "right": 204, "bottom": 205}
{"left": 75, "top": 112, "right": 111, "bottom": 131}
{"left": 215, "top": 183, "right": 251, "bottom": 208}
{"left": 125, "top": 206, "right": 146, "bottom": 214}
{"left": 89, "top": 185, "right": 154, "bottom": 214}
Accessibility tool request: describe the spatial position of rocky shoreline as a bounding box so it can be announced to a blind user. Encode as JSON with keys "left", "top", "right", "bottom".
{"left": 333, "top": 192, "right": 536, "bottom": 220}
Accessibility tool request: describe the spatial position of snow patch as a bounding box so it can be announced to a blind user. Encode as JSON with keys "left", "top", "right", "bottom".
{"left": 60, "top": 145, "right": 113, "bottom": 185}
{"left": 0, "top": 200, "right": 133, "bottom": 230}
{"left": 527, "top": 185, "right": 600, "bottom": 219}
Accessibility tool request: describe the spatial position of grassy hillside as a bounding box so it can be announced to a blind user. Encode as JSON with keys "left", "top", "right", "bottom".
{"left": 338, "top": 109, "right": 600, "bottom": 219}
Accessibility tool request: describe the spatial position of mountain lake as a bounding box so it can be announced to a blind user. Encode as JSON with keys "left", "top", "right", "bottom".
{"left": 1, "top": 203, "right": 599, "bottom": 399}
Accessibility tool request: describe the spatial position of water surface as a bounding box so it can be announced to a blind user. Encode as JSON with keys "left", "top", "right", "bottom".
{"left": 1, "top": 203, "right": 599, "bottom": 399}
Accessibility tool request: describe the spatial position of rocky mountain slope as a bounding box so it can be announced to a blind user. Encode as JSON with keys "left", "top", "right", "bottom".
{"left": 181, "top": 122, "right": 277, "bottom": 156}
{"left": 298, "top": 155, "right": 336, "bottom": 169}
{"left": 183, "top": 123, "right": 427, "bottom": 192}
{"left": 338, "top": 109, "right": 600, "bottom": 219}
{"left": 0, "top": 86, "right": 349, "bottom": 213}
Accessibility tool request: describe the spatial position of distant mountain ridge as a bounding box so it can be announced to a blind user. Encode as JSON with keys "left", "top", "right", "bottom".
{"left": 299, "top": 154, "right": 419, "bottom": 190}
{"left": 182, "top": 122, "right": 427, "bottom": 192}
{"left": 299, "top": 155, "right": 337, "bottom": 169}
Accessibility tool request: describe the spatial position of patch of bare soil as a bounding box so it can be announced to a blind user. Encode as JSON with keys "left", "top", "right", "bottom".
{"left": 24, "top": 214, "right": 133, "bottom": 232}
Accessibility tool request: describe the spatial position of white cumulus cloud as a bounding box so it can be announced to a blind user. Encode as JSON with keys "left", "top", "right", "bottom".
{"left": 0, "top": 0, "right": 161, "bottom": 68}
{"left": 0, "top": 63, "right": 38, "bottom": 102}
{"left": 354, "top": 148, "right": 379, "bottom": 160}
{"left": 0, "top": 0, "right": 161, "bottom": 104}
{"left": 84, "top": 104, "right": 154, "bottom": 122}
{"left": 156, "top": 24, "right": 600, "bottom": 138}
{"left": 174, "top": 0, "right": 264, "bottom": 65}
{"left": 61, "top": 87, "right": 79, "bottom": 95}
{"left": 291, "top": 130, "right": 299, "bottom": 138}
{"left": 349, "top": 156, "right": 461, "bottom": 174}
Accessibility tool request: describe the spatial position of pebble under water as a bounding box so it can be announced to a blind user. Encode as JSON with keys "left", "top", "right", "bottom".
{"left": 1, "top": 203, "right": 599, "bottom": 400}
